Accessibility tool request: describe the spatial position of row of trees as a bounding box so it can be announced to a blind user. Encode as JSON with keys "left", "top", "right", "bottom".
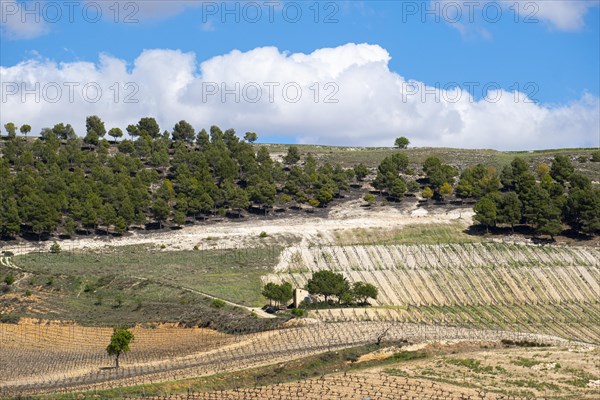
{"left": 306, "top": 271, "right": 378, "bottom": 305}
{"left": 472, "top": 156, "right": 600, "bottom": 237}
{"left": 262, "top": 271, "right": 379, "bottom": 309}
{"left": 0, "top": 117, "right": 358, "bottom": 239}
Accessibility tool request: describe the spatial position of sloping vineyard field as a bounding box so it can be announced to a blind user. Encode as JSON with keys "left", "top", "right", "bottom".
{"left": 0, "top": 320, "right": 580, "bottom": 397}
{"left": 265, "top": 243, "right": 600, "bottom": 343}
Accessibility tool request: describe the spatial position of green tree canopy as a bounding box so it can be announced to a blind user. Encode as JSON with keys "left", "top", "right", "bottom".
{"left": 306, "top": 270, "right": 350, "bottom": 303}
{"left": 394, "top": 136, "right": 410, "bottom": 149}
{"left": 244, "top": 132, "right": 258, "bottom": 143}
{"left": 474, "top": 195, "right": 498, "bottom": 233}
{"left": 352, "top": 282, "right": 378, "bottom": 304}
{"left": 106, "top": 327, "right": 134, "bottom": 369}
{"left": 262, "top": 281, "right": 293, "bottom": 307}
{"left": 172, "top": 120, "right": 196, "bottom": 143}
{"left": 283, "top": 146, "right": 301, "bottom": 165}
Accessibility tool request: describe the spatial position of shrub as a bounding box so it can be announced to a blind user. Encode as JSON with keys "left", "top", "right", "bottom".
{"left": 422, "top": 187, "right": 434, "bottom": 199}
{"left": 2, "top": 251, "right": 14, "bottom": 257}
{"left": 591, "top": 151, "right": 600, "bottom": 162}
{"left": 501, "top": 339, "right": 550, "bottom": 348}
{"left": 363, "top": 193, "right": 376, "bottom": 206}
{"left": 24, "top": 289, "right": 32, "bottom": 297}
{"left": 49, "top": 242, "right": 61, "bottom": 254}
{"left": 407, "top": 180, "right": 420, "bottom": 193}
{"left": 113, "top": 295, "right": 123, "bottom": 308}
{"left": 390, "top": 351, "right": 427, "bottom": 362}
{"left": 512, "top": 357, "right": 541, "bottom": 368}
{"left": 4, "top": 274, "right": 15, "bottom": 285}
{"left": 0, "top": 314, "right": 20, "bottom": 324}
{"left": 259, "top": 231, "right": 268, "bottom": 238}
{"left": 211, "top": 298, "right": 226, "bottom": 308}
{"left": 291, "top": 308, "right": 305, "bottom": 318}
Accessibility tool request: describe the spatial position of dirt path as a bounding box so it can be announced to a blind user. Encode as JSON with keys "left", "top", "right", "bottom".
{"left": 0, "top": 200, "right": 475, "bottom": 255}
{"left": 179, "top": 287, "right": 275, "bottom": 319}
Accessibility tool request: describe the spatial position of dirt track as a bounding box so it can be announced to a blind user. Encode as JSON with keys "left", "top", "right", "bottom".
{"left": 1, "top": 200, "right": 475, "bottom": 255}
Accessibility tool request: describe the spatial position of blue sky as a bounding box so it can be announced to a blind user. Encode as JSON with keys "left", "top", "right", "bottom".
{"left": 1, "top": 1, "right": 599, "bottom": 149}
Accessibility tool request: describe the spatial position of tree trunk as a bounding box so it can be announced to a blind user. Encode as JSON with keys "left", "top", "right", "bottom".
{"left": 115, "top": 353, "right": 120, "bottom": 369}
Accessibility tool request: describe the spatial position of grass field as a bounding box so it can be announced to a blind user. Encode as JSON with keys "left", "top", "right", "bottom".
{"left": 1, "top": 245, "right": 282, "bottom": 326}
{"left": 15, "top": 245, "right": 279, "bottom": 307}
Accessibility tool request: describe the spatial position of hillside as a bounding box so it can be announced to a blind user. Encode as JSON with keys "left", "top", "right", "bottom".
{"left": 1, "top": 120, "right": 599, "bottom": 244}
{"left": 1, "top": 122, "right": 599, "bottom": 399}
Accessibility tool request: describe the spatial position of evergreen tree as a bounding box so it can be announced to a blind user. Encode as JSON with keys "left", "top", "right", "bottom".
{"left": 474, "top": 195, "right": 497, "bottom": 233}
{"left": 550, "top": 155, "right": 574, "bottom": 185}
{"left": 283, "top": 146, "right": 301, "bottom": 165}
{"left": 497, "top": 192, "right": 522, "bottom": 231}
{"left": 4, "top": 122, "right": 17, "bottom": 139}
{"left": 20, "top": 124, "right": 31, "bottom": 138}
{"left": 137, "top": 117, "right": 160, "bottom": 139}
{"left": 0, "top": 194, "right": 21, "bottom": 237}
{"left": 108, "top": 128, "right": 123, "bottom": 142}
{"left": 172, "top": 120, "right": 196, "bottom": 143}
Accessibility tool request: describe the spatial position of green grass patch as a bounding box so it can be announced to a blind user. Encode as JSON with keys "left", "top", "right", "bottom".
{"left": 445, "top": 358, "right": 495, "bottom": 374}
{"left": 511, "top": 357, "right": 542, "bottom": 368}
{"left": 389, "top": 351, "right": 427, "bottom": 362}
{"left": 563, "top": 367, "right": 598, "bottom": 388}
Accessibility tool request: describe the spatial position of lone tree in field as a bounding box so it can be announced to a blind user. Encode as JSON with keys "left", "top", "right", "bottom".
{"left": 394, "top": 136, "right": 410, "bottom": 149}
{"left": 106, "top": 327, "right": 134, "bottom": 369}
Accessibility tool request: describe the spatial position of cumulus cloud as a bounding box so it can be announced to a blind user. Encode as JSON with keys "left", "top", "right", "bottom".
{"left": 1, "top": 43, "right": 598, "bottom": 150}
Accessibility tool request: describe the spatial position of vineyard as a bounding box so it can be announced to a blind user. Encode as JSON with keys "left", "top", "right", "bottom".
{"left": 0, "top": 319, "right": 583, "bottom": 397}
{"left": 265, "top": 243, "right": 600, "bottom": 343}
{"left": 114, "top": 374, "right": 541, "bottom": 400}
{"left": 1, "top": 224, "right": 599, "bottom": 397}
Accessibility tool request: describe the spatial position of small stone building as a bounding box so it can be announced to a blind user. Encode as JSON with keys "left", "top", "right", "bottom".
{"left": 293, "top": 288, "right": 311, "bottom": 308}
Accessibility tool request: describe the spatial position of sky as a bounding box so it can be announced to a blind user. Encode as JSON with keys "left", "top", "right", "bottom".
{"left": 1, "top": 0, "right": 599, "bottom": 150}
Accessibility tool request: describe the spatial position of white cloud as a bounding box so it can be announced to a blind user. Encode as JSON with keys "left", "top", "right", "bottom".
{"left": 1, "top": 43, "right": 598, "bottom": 150}
{"left": 505, "top": 0, "right": 600, "bottom": 31}
{"left": 0, "top": 0, "right": 48, "bottom": 39}
{"left": 433, "top": 1, "right": 599, "bottom": 35}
